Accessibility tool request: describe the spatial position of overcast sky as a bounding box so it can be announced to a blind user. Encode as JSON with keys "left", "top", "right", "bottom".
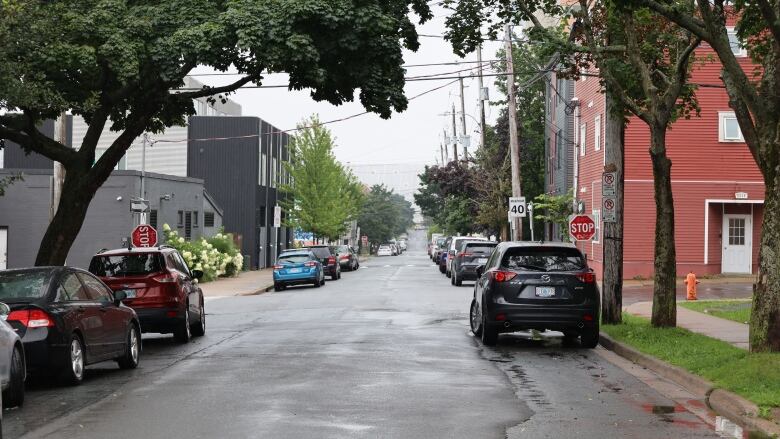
{"left": 189, "top": 6, "right": 505, "bottom": 195}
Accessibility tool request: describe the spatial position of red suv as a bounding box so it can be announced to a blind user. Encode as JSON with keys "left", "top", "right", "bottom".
{"left": 88, "top": 246, "right": 206, "bottom": 343}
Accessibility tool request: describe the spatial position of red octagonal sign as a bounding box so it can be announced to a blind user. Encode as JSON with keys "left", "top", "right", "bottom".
{"left": 569, "top": 215, "right": 596, "bottom": 241}
{"left": 132, "top": 225, "right": 158, "bottom": 248}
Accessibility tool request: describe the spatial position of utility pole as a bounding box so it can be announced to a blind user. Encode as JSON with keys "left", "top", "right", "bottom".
{"left": 505, "top": 23, "right": 523, "bottom": 241}
{"left": 458, "top": 75, "right": 468, "bottom": 160}
{"left": 139, "top": 133, "right": 149, "bottom": 224}
{"left": 442, "top": 129, "right": 450, "bottom": 162}
{"left": 51, "top": 111, "right": 68, "bottom": 220}
{"left": 451, "top": 104, "right": 459, "bottom": 162}
{"left": 476, "top": 44, "right": 487, "bottom": 150}
{"left": 440, "top": 143, "right": 445, "bottom": 165}
{"left": 602, "top": 91, "right": 625, "bottom": 324}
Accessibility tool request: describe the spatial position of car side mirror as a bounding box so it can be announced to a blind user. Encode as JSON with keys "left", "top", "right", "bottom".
{"left": 113, "top": 290, "right": 127, "bottom": 306}
{"left": 0, "top": 302, "right": 10, "bottom": 319}
{"left": 476, "top": 265, "right": 485, "bottom": 278}
{"left": 192, "top": 269, "right": 204, "bottom": 280}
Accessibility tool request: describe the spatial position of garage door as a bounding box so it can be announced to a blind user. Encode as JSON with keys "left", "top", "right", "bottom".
{"left": 0, "top": 227, "right": 7, "bottom": 270}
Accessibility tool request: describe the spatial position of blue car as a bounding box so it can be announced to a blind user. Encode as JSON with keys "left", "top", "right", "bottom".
{"left": 273, "top": 251, "right": 325, "bottom": 291}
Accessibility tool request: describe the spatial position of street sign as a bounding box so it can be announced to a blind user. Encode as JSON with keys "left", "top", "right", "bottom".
{"left": 130, "top": 198, "right": 150, "bottom": 213}
{"left": 569, "top": 215, "right": 596, "bottom": 241}
{"left": 602, "top": 172, "right": 617, "bottom": 197}
{"left": 273, "top": 205, "right": 282, "bottom": 228}
{"left": 508, "top": 196, "right": 527, "bottom": 218}
{"left": 131, "top": 225, "right": 158, "bottom": 248}
{"left": 603, "top": 196, "right": 617, "bottom": 223}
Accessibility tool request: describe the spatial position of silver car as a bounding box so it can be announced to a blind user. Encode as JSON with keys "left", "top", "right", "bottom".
{"left": 0, "top": 302, "right": 25, "bottom": 408}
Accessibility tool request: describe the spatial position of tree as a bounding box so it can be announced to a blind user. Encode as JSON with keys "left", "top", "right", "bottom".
{"left": 389, "top": 192, "right": 415, "bottom": 235}
{"left": 0, "top": 0, "right": 432, "bottom": 266}
{"left": 533, "top": 190, "right": 574, "bottom": 242}
{"left": 629, "top": 0, "right": 780, "bottom": 353}
{"left": 414, "top": 162, "right": 477, "bottom": 234}
{"left": 359, "top": 185, "right": 409, "bottom": 244}
{"left": 281, "top": 116, "right": 363, "bottom": 241}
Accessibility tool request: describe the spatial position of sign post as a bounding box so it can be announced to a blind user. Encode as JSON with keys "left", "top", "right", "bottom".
{"left": 569, "top": 215, "right": 596, "bottom": 241}
{"left": 131, "top": 225, "right": 158, "bottom": 248}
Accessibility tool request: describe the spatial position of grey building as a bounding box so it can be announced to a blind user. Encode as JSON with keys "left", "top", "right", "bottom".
{"left": 0, "top": 169, "right": 222, "bottom": 269}
{"left": 188, "top": 116, "right": 292, "bottom": 269}
{"left": 544, "top": 71, "right": 577, "bottom": 240}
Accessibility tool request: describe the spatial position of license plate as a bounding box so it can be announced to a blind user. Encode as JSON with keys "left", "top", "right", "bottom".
{"left": 288, "top": 268, "right": 302, "bottom": 273}
{"left": 535, "top": 286, "right": 555, "bottom": 297}
{"left": 119, "top": 289, "right": 136, "bottom": 299}
{"left": 477, "top": 258, "right": 488, "bottom": 264}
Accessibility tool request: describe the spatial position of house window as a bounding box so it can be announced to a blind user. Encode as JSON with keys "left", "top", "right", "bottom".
{"left": 193, "top": 211, "right": 199, "bottom": 228}
{"left": 149, "top": 210, "right": 158, "bottom": 229}
{"left": 592, "top": 210, "right": 601, "bottom": 244}
{"left": 727, "top": 27, "right": 747, "bottom": 57}
{"left": 184, "top": 212, "right": 192, "bottom": 240}
{"left": 594, "top": 115, "right": 602, "bottom": 151}
{"left": 556, "top": 77, "right": 564, "bottom": 102}
{"left": 259, "top": 152, "right": 267, "bottom": 186}
{"left": 556, "top": 130, "right": 563, "bottom": 170}
{"left": 204, "top": 212, "right": 215, "bottom": 228}
{"left": 580, "top": 123, "right": 587, "bottom": 157}
{"left": 719, "top": 112, "right": 744, "bottom": 142}
{"left": 177, "top": 210, "right": 184, "bottom": 228}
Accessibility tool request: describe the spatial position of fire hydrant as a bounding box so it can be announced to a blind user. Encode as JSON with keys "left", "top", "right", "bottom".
{"left": 684, "top": 271, "right": 700, "bottom": 301}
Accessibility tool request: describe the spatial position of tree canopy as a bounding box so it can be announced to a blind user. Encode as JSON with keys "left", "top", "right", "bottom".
{"left": 359, "top": 185, "right": 413, "bottom": 244}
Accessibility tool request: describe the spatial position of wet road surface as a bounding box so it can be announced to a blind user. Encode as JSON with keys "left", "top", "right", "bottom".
{"left": 5, "top": 231, "right": 721, "bottom": 438}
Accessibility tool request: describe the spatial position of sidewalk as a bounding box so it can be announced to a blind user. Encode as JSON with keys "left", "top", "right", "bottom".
{"left": 626, "top": 301, "right": 750, "bottom": 350}
{"left": 199, "top": 269, "right": 274, "bottom": 297}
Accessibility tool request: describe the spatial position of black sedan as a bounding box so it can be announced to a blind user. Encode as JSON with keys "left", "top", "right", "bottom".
{"left": 470, "top": 242, "right": 600, "bottom": 347}
{"left": 0, "top": 267, "right": 141, "bottom": 384}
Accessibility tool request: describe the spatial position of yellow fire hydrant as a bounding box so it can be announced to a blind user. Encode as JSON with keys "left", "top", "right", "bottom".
{"left": 684, "top": 271, "right": 700, "bottom": 301}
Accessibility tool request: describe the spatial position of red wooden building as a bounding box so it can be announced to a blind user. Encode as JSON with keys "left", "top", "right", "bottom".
{"left": 546, "top": 30, "right": 762, "bottom": 279}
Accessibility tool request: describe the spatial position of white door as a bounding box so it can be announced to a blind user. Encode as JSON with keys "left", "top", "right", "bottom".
{"left": 722, "top": 214, "right": 752, "bottom": 273}
{"left": 0, "top": 227, "right": 6, "bottom": 270}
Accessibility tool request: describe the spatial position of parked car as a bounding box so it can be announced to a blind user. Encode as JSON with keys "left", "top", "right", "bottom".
{"left": 304, "top": 246, "right": 341, "bottom": 280}
{"left": 90, "top": 247, "right": 206, "bottom": 344}
{"left": 429, "top": 233, "right": 443, "bottom": 258}
{"left": 330, "top": 245, "right": 359, "bottom": 271}
{"left": 377, "top": 245, "right": 393, "bottom": 256}
{"left": 398, "top": 240, "right": 407, "bottom": 252}
{"left": 470, "top": 242, "right": 600, "bottom": 348}
{"left": 438, "top": 237, "right": 453, "bottom": 273}
{"left": 450, "top": 241, "right": 498, "bottom": 286}
{"left": 273, "top": 251, "right": 324, "bottom": 291}
{"left": 0, "top": 267, "right": 141, "bottom": 384}
{"left": 446, "top": 236, "right": 488, "bottom": 278}
{"left": 0, "top": 302, "right": 25, "bottom": 407}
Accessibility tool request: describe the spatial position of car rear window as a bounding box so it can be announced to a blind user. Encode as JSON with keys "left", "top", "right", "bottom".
{"left": 501, "top": 247, "right": 586, "bottom": 272}
{"left": 89, "top": 253, "right": 165, "bottom": 277}
{"left": 307, "top": 247, "right": 331, "bottom": 258}
{"left": 279, "top": 254, "right": 311, "bottom": 264}
{"left": 465, "top": 243, "right": 497, "bottom": 253}
{"left": 436, "top": 238, "right": 446, "bottom": 246}
{"left": 0, "top": 271, "right": 50, "bottom": 301}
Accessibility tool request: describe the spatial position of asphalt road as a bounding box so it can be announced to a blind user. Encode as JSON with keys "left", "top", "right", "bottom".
{"left": 5, "top": 230, "right": 721, "bottom": 438}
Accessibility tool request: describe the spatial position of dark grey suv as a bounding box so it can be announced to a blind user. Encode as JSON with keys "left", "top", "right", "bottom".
{"left": 470, "top": 242, "right": 600, "bottom": 347}
{"left": 451, "top": 241, "right": 497, "bottom": 286}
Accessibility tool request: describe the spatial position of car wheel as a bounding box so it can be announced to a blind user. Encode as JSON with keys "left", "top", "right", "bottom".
{"left": 450, "top": 272, "right": 455, "bottom": 285}
{"left": 481, "top": 310, "right": 498, "bottom": 346}
{"left": 580, "top": 324, "right": 600, "bottom": 349}
{"left": 469, "top": 300, "right": 482, "bottom": 337}
{"left": 454, "top": 271, "right": 463, "bottom": 287}
{"left": 61, "top": 334, "right": 85, "bottom": 385}
{"left": 117, "top": 324, "right": 141, "bottom": 369}
{"left": 439, "top": 264, "right": 446, "bottom": 274}
{"left": 274, "top": 283, "right": 284, "bottom": 292}
{"left": 3, "top": 344, "right": 25, "bottom": 408}
{"left": 331, "top": 271, "right": 338, "bottom": 281}
{"left": 337, "top": 270, "right": 342, "bottom": 280}
{"left": 174, "top": 308, "right": 192, "bottom": 343}
{"left": 191, "top": 301, "right": 206, "bottom": 337}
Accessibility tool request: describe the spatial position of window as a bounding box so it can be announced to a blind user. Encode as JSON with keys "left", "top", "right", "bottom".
{"left": 580, "top": 123, "right": 587, "bottom": 156}
{"left": 184, "top": 212, "right": 192, "bottom": 240}
{"left": 193, "top": 211, "right": 199, "bottom": 228}
{"left": 556, "top": 77, "right": 565, "bottom": 102}
{"left": 58, "top": 272, "right": 90, "bottom": 301}
{"left": 719, "top": 112, "right": 744, "bottom": 142}
{"left": 259, "top": 152, "right": 267, "bottom": 186}
{"left": 592, "top": 210, "right": 601, "bottom": 243}
{"left": 501, "top": 247, "right": 586, "bottom": 271}
{"left": 204, "top": 212, "right": 215, "bottom": 228}
{"left": 727, "top": 27, "right": 747, "bottom": 57}
{"left": 556, "top": 130, "right": 563, "bottom": 170}
{"left": 0, "top": 270, "right": 50, "bottom": 301}
{"left": 594, "top": 115, "right": 602, "bottom": 151}
{"left": 77, "top": 273, "right": 113, "bottom": 304}
{"left": 149, "top": 209, "right": 158, "bottom": 229}
{"left": 729, "top": 218, "right": 746, "bottom": 246}
{"left": 177, "top": 210, "right": 184, "bottom": 228}
{"left": 271, "top": 157, "right": 278, "bottom": 188}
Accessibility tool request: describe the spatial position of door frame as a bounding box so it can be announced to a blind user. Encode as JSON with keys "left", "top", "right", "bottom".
{"left": 721, "top": 213, "right": 753, "bottom": 274}
{"left": 703, "top": 199, "right": 763, "bottom": 267}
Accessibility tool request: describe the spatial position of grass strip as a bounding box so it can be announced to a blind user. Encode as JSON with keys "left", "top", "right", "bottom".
{"left": 602, "top": 313, "right": 780, "bottom": 408}
{"left": 679, "top": 299, "right": 751, "bottom": 324}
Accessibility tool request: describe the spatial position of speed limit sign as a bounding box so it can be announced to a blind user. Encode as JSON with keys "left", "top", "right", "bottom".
{"left": 508, "top": 197, "right": 527, "bottom": 218}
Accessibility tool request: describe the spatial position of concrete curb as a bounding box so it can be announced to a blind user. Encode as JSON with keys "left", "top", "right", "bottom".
{"left": 599, "top": 333, "right": 780, "bottom": 437}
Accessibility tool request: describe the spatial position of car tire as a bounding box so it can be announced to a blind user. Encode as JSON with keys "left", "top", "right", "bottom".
{"left": 481, "top": 311, "right": 498, "bottom": 346}
{"left": 61, "top": 334, "right": 85, "bottom": 385}
{"left": 446, "top": 269, "right": 451, "bottom": 278}
{"left": 580, "top": 325, "right": 600, "bottom": 349}
{"left": 3, "top": 344, "right": 25, "bottom": 408}
{"left": 439, "top": 264, "right": 446, "bottom": 274}
{"left": 450, "top": 273, "right": 455, "bottom": 285}
{"left": 454, "top": 271, "right": 463, "bottom": 286}
{"left": 469, "top": 300, "right": 482, "bottom": 337}
{"left": 274, "top": 283, "right": 285, "bottom": 292}
{"left": 117, "top": 324, "right": 141, "bottom": 369}
{"left": 174, "top": 308, "right": 192, "bottom": 343}
{"left": 191, "top": 301, "right": 206, "bottom": 337}
{"left": 337, "top": 270, "right": 342, "bottom": 280}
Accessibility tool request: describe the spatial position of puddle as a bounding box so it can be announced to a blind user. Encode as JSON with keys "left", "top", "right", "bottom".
{"left": 651, "top": 405, "right": 677, "bottom": 415}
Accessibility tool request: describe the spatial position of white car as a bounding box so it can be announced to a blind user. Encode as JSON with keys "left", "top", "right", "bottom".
{"left": 377, "top": 245, "right": 393, "bottom": 256}
{"left": 0, "top": 302, "right": 25, "bottom": 408}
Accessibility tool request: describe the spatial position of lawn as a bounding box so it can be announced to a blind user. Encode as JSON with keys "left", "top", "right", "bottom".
{"left": 602, "top": 314, "right": 780, "bottom": 409}
{"left": 679, "top": 299, "right": 752, "bottom": 324}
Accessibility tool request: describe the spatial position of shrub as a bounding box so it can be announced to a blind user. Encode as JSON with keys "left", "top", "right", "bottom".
{"left": 161, "top": 224, "right": 243, "bottom": 282}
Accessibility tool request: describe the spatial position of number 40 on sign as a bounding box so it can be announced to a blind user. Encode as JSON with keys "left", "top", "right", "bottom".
{"left": 508, "top": 197, "right": 527, "bottom": 218}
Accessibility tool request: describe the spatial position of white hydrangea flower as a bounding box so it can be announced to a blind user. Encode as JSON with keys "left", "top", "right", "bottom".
{"left": 163, "top": 224, "right": 171, "bottom": 232}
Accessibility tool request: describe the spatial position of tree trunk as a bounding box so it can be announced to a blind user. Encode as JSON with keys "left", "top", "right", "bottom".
{"left": 34, "top": 169, "right": 96, "bottom": 266}
{"left": 649, "top": 125, "right": 677, "bottom": 327}
{"left": 751, "top": 167, "right": 780, "bottom": 351}
{"left": 602, "top": 92, "right": 625, "bottom": 324}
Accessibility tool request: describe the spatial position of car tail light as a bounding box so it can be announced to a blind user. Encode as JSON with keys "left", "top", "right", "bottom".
{"left": 491, "top": 270, "right": 517, "bottom": 282}
{"left": 304, "top": 262, "right": 317, "bottom": 267}
{"left": 457, "top": 252, "right": 472, "bottom": 258}
{"left": 7, "top": 309, "right": 55, "bottom": 328}
{"left": 328, "top": 257, "right": 336, "bottom": 265}
{"left": 153, "top": 273, "right": 177, "bottom": 283}
{"left": 340, "top": 255, "right": 350, "bottom": 260}
{"left": 273, "top": 265, "right": 284, "bottom": 270}
{"left": 576, "top": 272, "right": 596, "bottom": 283}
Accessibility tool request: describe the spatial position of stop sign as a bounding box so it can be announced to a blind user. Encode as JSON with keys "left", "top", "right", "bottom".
{"left": 131, "top": 225, "right": 158, "bottom": 248}
{"left": 569, "top": 215, "right": 596, "bottom": 241}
